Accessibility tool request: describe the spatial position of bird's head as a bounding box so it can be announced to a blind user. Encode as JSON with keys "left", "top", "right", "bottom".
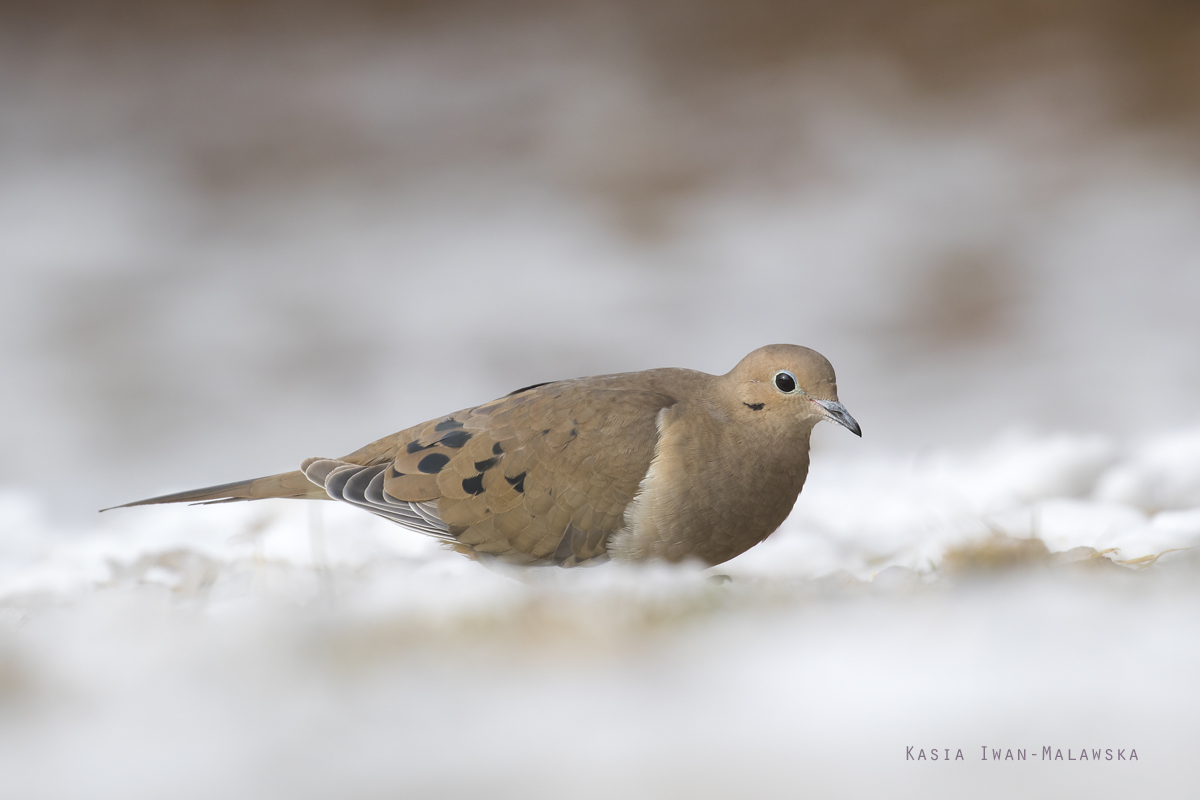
{"left": 726, "top": 344, "right": 861, "bottom": 437}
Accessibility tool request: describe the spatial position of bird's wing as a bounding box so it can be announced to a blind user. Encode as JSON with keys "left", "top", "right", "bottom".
{"left": 304, "top": 378, "right": 675, "bottom": 566}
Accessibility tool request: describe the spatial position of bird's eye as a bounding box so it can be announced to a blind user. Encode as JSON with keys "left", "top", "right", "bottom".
{"left": 773, "top": 371, "right": 798, "bottom": 393}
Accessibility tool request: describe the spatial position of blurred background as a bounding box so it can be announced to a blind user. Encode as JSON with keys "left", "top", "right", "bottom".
{"left": 2, "top": 0, "right": 1199, "bottom": 517}
{"left": 2, "top": 1, "right": 1200, "bottom": 798}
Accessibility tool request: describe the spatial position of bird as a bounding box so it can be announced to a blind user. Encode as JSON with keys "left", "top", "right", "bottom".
{"left": 108, "top": 344, "right": 860, "bottom": 567}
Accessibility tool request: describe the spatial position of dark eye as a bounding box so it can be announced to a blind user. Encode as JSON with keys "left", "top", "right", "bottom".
{"left": 774, "top": 371, "right": 798, "bottom": 393}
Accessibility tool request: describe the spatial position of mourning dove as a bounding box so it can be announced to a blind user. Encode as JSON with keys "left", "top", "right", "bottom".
{"left": 109, "top": 345, "right": 860, "bottom": 567}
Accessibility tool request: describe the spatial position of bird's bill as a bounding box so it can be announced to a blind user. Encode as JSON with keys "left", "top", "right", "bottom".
{"left": 812, "top": 399, "right": 862, "bottom": 437}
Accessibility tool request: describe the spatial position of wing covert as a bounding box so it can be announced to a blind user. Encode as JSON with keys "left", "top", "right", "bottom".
{"left": 309, "top": 378, "right": 674, "bottom": 565}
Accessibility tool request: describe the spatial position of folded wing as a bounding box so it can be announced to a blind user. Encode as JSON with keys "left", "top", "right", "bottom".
{"left": 309, "top": 378, "right": 674, "bottom": 566}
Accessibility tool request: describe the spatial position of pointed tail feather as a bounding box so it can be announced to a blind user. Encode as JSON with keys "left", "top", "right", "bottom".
{"left": 102, "top": 470, "right": 330, "bottom": 511}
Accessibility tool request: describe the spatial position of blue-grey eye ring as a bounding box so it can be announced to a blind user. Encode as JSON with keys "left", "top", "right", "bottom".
{"left": 773, "top": 370, "right": 799, "bottom": 394}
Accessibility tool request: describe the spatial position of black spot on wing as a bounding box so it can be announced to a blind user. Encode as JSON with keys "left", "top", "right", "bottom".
{"left": 461, "top": 474, "right": 485, "bottom": 496}
{"left": 506, "top": 381, "right": 555, "bottom": 397}
{"left": 505, "top": 472, "right": 526, "bottom": 493}
{"left": 434, "top": 418, "right": 464, "bottom": 431}
{"left": 418, "top": 453, "right": 451, "bottom": 474}
{"left": 438, "top": 430, "right": 472, "bottom": 449}
{"left": 390, "top": 466, "right": 405, "bottom": 478}
{"left": 474, "top": 457, "right": 498, "bottom": 472}
{"left": 407, "top": 440, "right": 431, "bottom": 454}
{"left": 492, "top": 442, "right": 504, "bottom": 456}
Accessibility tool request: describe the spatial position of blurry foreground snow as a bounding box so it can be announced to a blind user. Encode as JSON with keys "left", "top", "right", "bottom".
{"left": 2, "top": 426, "right": 1199, "bottom": 799}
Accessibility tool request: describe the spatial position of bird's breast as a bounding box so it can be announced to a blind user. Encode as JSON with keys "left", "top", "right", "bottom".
{"left": 608, "top": 407, "right": 812, "bottom": 566}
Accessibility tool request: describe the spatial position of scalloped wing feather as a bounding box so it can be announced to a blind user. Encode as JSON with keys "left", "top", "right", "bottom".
{"left": 312, "top": 379, "right": 674, "bottom": 565}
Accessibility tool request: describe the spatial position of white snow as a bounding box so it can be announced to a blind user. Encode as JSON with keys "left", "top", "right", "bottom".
{"left": 2, "top": 429, "right": 1199, "bottom": 799}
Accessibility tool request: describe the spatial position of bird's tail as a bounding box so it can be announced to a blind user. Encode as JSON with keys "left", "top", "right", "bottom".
{"left": 102, "top": 469, "right": 329, "bottom": 511}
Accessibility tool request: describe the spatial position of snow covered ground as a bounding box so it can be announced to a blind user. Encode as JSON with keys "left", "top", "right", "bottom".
{"left": 2, "top": 426, "right": 1199, "bottom": 799}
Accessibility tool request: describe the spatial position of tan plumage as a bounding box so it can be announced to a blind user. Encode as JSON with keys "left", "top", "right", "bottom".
{"left": 109, "top": 345, "right": 860, "bottom": 567}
